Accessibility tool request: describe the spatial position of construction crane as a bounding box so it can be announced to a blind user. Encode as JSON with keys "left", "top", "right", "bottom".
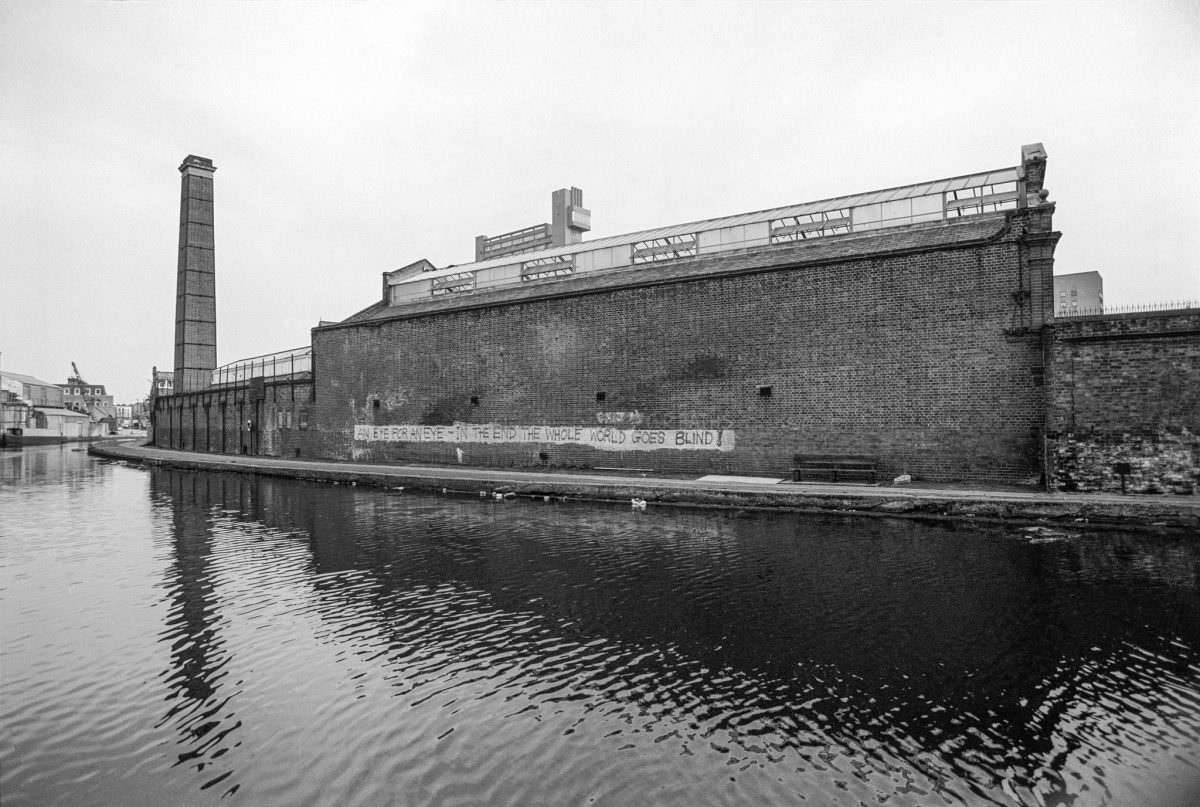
{"left": 71, "top": 361, "right": 86, "bottom": 383}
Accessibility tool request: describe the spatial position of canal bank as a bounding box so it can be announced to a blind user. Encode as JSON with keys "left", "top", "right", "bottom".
{"left": 89, "top": 440, "right": 1200, "bottom": 531}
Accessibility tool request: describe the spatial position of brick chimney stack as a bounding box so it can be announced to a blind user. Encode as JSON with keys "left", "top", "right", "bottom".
{"left": 173, "top": 155, "right": 217, "bottom": 393}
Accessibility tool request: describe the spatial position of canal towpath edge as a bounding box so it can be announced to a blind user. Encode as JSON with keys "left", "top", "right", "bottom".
{"left": 89, "top": 441, "right": 1200, "bottom": 532}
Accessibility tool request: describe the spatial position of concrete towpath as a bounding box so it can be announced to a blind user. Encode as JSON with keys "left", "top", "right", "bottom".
{"left": 90, "top": 440, "right": 1200, "bottom": 531}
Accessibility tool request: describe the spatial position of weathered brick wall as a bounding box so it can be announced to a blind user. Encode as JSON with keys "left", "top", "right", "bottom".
{"left": 1045, "top": 309, "right": 1200, "bottom": 493}
{"left": 310, "top": 208, "right": 1057, "bottom": 483}
{"left": 1046, "top": 311, "right": 1200, "bottom": 434}
{"left": 153, "top": 380, "right": 314, "bottom": 457}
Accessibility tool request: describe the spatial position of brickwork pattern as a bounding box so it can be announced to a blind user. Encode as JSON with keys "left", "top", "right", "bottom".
{"left": 174, "top": 169, "right": 218, "bottom": 393}
{"left": 310, "top": 209, "right": 1056, "bottom": 483}
{"left": 1045, "top": 310, "right": 1200, "bottom": 435}
{"left": 1044, "top": 310, "right": 1200, "bottom": 493}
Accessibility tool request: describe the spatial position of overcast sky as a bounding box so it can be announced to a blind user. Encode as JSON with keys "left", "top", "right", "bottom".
{"left": 2, "top": 1, "right": 1197, "bottom": 402}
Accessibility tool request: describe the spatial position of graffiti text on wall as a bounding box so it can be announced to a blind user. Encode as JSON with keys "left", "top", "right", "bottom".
{"left": 353, "top": 423, "right": 735, "bottom": 452}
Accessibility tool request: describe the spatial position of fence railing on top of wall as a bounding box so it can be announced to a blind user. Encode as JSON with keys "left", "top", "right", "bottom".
{"left": 210, "top": 347, "right": 312, "bottom": 388}
{"left": 1054, "top": 300, "right": 1198, "bottom": 318}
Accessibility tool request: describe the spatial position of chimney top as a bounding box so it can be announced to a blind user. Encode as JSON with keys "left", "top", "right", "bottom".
{"left": 179, "top": 155, "right": 216, "bottom": 173}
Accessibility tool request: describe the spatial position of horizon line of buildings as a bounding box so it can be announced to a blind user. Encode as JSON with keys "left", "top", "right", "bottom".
{"left": 0, "top": 366, "right": 163, "bottom": 446}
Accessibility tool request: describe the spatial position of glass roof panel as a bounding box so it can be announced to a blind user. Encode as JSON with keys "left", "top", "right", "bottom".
{"left": 850, "top": 190, "right": 884, "bottom": 205}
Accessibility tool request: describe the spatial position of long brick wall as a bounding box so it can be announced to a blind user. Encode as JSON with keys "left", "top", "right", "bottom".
{"left": 153, "top": 379, "right": 314, "bottom": 458}
{"left": 309, "top": 206, "right": 1058, "bottom": 483}
{"left": 1045, "top": 309, "right": 1200, "bottom": 492}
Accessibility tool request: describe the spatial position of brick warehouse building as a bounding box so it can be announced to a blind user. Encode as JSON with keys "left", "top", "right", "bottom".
{"left": 301, "top": 144, "right": 1058, "bottom": 484}
{"left": 149, "top": 144, "right": 1196, "bottom": 489}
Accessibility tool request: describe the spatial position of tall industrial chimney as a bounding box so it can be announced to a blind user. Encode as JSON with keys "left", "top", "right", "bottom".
{"left": 173, "top": 155, "right": 217, "bottom": 393}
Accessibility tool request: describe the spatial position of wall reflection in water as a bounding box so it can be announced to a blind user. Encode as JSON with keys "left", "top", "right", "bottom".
{"left": 148, "top": 467, "right": 1200, "bottom": 806}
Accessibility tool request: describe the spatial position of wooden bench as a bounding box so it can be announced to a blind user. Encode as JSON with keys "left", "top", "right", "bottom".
{"left": 792, "top": 454, "right": 877, "bottom": 484}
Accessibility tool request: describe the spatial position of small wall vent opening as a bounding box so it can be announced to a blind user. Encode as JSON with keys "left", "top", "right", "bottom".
{"left": 757, "top": 385, "right": 773, "bottom": 397}
{"left": 470, "top": 396, "right": 480, "bottom": 406}
{"left": 595, "top": 391, "right": 606, "bottom": 402}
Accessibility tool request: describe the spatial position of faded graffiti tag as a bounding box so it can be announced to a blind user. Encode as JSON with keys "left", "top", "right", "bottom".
{"left": 595, "top": 410, "right": 643, "bottom": 425}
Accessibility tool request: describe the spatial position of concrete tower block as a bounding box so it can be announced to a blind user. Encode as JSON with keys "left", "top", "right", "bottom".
{"left": 551, "top": 187, "right": 590, "bottom": 247}
{"left": 173, "top": 155, "right": 217, "bottom": 393}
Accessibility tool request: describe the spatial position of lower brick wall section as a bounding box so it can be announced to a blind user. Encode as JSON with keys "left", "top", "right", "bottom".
{"left": 311, "top": 221, "right": 1051, "bottom": 484}
{"left": 1050, "top": 432, "right": 1198, "bottom": 494}
{"left": 152, "top": 380, "right": 314, "bottom": 458}
{"left": 1045, "top": 309, "right": 1200, "bottom": 493}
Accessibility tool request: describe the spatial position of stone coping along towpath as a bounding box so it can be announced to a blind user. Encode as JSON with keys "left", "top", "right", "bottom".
{"left": 89, "top": 440, "right": 1200, "bottom": 532}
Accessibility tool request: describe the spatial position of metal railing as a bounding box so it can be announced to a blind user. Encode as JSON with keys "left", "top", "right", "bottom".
{"left": 1054, "top": 300, "right": 1199, "bottom": 318}
{"left": 210, "top": 346, "right": 312, "bottom": 387}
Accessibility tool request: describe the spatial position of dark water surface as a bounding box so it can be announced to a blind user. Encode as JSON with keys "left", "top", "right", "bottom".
{"left": 2, "top": 445, "right": 1198, "bottom": 806}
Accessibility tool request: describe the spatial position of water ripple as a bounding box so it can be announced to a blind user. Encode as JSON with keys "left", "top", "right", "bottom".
{"left": 3, "top": 451, "right": 1200, "bottom": 806}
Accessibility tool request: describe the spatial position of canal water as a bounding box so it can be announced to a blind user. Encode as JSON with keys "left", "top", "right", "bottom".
{"left": 2, "top": 445, "right": 1198, "bottom": 806}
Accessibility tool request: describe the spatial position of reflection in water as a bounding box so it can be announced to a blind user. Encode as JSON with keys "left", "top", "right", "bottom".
{"left": 149, "top": 468, "right": 1200, "bottom": 806}
{"left": 152, "top": 472, "right": 241, "bottom": 797}
{"left": 1, "top": 443, "right": 111, "bottom": 488}
{"left": 325, "top": 496, "right": 1200, "bottom": 805}
{"left": 2, "top": 448, "right": 1197, "bottom": 807}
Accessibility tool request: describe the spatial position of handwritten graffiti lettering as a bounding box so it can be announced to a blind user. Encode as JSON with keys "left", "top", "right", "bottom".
{"left": 353, "top": 422, "right": 734, "bottom": 452}
{"left": 595, "top": 410, "right": 643, "bottom": 425}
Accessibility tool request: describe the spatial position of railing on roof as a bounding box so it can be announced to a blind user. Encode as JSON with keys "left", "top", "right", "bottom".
{"left": 390, "top": 166, "right": 1024, "bottom": 305}
{"left": 210, "top": 346, "right": 312, "bottom": 388}
{"left": 1054, "top": 300, "right": 1199, "bottom": 318}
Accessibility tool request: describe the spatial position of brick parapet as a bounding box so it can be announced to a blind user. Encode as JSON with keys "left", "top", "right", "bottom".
{"left": 1049, "top": 310, "right": 1200, "bottom": 340}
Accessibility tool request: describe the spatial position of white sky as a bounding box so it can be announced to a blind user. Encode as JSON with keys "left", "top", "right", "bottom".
{"left": 2, "top": 0, "right": 1198, "bottom": 402}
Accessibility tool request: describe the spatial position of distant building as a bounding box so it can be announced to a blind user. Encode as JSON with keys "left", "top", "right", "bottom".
{"left": 151, "top": 368, "right": 174, "bottom": 397}
{"left": 58, "top": 372, "right": 115, "bottom": 415}
{"left": 1054, "top": 271, "right": 1103, "bottom": 316}
{"left": 131, "top": 400, "right": 149, "bottom": 428}
{"left": 0, "top": 381, "right": 33, "bottom": 441}
{"left": 0, "top": 369, "right": 102, "bottom": 445}
{"left": 1, "top": 371, "right": 66, "bottom": 409}
{"left": 26, "top": 407, "right": 94, "bottom": 441}
{"left": 474, "top": 187, "right": 591, "bottom": 262}
{"left": 146, "top": 367, "right": 175, "bottom": 441}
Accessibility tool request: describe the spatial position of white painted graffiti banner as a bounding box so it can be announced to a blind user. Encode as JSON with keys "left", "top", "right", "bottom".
{"left": 353, "top": 423, "right": 735, "bottom": 452}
